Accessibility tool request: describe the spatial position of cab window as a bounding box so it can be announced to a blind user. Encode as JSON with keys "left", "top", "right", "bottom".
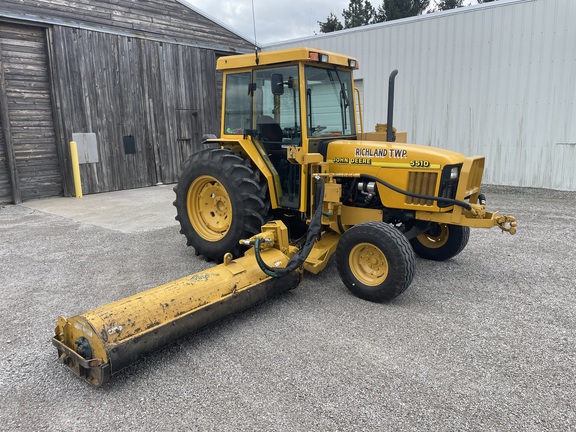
{"left": 223, "top": 72, "right": 251, "bottom": 135}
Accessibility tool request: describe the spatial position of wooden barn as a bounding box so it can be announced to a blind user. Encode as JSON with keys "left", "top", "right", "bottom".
{"left": 0, "top": 0, "right": 254, "bottom": 204}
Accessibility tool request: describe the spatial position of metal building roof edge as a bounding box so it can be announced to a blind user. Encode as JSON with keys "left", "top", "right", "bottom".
{"left": 262, "top": 0, "right": 536, "bottom": 48}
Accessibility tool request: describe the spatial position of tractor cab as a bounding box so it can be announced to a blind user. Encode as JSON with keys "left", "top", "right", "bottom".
{"left": 218, "top": 48, "right": 358, "bottom": 210}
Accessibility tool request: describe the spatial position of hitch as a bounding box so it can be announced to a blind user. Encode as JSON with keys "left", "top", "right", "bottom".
{"left": 496, "top": 215, "right": 517, "bottom": 234}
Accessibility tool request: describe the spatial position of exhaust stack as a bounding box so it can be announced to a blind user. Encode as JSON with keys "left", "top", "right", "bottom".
{"left": 387, "top": 70, "right": 398, "bottom": 142}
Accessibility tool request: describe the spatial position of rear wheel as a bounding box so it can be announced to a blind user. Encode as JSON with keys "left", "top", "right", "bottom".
{"left": 336, "top": 222, "right": 415, "bottom": 302}
{"left": 173, "top": 148, "right": 270, "bottom": 261}
{"left": 409, "top": 223, "right": 470, "bottom": 261}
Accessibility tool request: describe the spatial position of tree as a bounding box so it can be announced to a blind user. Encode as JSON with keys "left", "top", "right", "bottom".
{"left": 319, "top": 0, "right": 431, "bottom": 34}
{"left": 378, "top": 0, "right": 430, "bottom": 21}
{"left": 431, "top": 0, "right": 463, "bottom": 11}
{"left": 342, "top": 0, "right": 377, "bottom": 28}
{"left": 319, "top": 0, "right": 381, "bottom": 33}
{"left": 318, "top": 12, "right": 344, "bottom": 33}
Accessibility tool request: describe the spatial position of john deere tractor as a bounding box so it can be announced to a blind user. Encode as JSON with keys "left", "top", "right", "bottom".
{"left": 53, "top": 47, "right": 516, "bottom": 386}
{"left": 172, "top": 47, "right": 516, "bottom": 300}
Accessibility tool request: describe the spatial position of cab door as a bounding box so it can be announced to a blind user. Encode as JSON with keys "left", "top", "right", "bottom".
{"left": 253, "top": 65, "right": 302, "bottom": 209}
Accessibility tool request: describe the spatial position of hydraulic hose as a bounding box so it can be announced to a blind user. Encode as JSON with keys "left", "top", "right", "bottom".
{"left": 337, "top": 213, "right": 346, "bottom": 234}
{"left": 254, "top": 176, "right": 325, "bottom": 278}
{"left": 361, "top": 174, "right": 472, "bottom": 211}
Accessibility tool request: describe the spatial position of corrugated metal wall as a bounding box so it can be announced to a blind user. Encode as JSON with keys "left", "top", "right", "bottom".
{"left": 266, "top": 0, "right": 576, "bottom": 191}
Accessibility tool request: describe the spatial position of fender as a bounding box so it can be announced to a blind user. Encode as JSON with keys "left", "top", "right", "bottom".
{"left": 204, "top": 137, "right": 283, "bottom": 209}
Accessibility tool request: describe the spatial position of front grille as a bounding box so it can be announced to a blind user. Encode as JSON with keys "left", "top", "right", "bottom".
{"left": 405, "top": 172, "right": 438, "bottom": 206}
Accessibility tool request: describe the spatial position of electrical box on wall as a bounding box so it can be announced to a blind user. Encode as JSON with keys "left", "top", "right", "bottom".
{"left": 71, "top": 133, "right": 99, "bottom": 163}
{"left": 123, "top": 135, "right": 136, "bottom": 154}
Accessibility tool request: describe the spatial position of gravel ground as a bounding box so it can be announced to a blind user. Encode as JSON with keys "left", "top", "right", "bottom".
{"left": 0, "top": 185, "right": 574, "bottom": 431}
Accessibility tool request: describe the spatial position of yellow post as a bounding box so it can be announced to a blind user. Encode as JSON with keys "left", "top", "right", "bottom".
{"left": 69, "top": 141, "right": 83, "bottom": 198}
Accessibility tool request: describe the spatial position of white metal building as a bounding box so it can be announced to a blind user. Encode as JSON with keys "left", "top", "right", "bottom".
{"left": 264, "top": 0, "right": 576, "bottom": 191}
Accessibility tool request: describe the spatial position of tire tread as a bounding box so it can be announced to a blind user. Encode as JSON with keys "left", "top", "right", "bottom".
{"left": 173, "top": 148, "right": 271, "bottom": 261}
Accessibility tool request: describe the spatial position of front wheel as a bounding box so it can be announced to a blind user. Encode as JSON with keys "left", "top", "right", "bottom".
{"left": 409, "top": 223, "right": 470, "bottom": 261}
{"left": 336, "top": 222, "right": 415, "bottom": 302}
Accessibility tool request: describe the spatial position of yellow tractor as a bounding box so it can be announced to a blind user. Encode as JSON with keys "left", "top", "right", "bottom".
{"left": 53, "top": 47, "right": 516, "bottom": 386}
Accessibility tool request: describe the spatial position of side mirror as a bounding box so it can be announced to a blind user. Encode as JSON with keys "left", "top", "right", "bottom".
{"left": 271, "top": 73, "right": 284, "bottom": 95}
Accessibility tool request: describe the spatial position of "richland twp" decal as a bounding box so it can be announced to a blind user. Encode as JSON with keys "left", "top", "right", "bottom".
{"left": 354, "top": 148, "right": 407, "bottom": 158}
{"left": 327, "top": 147, "right": 440, "bottom": 169}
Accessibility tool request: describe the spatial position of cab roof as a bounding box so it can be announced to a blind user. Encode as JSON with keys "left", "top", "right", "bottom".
{"left": 217, "top": 47, "right": 359, "bottom": 71}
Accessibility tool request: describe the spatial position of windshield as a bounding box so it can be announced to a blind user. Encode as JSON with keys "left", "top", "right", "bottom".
{"left": 304, "top": 65, "right": 355, "bottom": 138}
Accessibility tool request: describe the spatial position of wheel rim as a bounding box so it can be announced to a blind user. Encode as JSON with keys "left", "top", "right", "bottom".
{"left": 416, "top": 224, "right": 449, "bottom": 249}
{"left": 349, "top": 243, "right": 389, "bottom": 286}
{"left": 187, "top": 175, "right": 232, "bottom": 241}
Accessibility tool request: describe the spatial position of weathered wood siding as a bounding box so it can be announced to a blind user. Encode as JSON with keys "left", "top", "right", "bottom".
{"left": 0, "top": 106, "right": 10, "bottom": 203}
{"left": 51, "top": 26, "right": 221, "bottom": 194}
{"left": 0, "top": 22, "right": 62, "bottom": 203}
{"left": 1, "top": 0, "right": 254, "bottom": 53}
{"left": 0, "top": 0, "right": 252, "bottom": 201}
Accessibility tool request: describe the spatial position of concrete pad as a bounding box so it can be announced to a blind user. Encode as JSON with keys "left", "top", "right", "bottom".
{"left": 20, "top": 184, "right": 179, "bottom": 233}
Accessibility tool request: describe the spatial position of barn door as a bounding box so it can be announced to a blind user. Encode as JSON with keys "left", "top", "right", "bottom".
{"left": 0, "top": 22, "right": 61, "bottom": 203}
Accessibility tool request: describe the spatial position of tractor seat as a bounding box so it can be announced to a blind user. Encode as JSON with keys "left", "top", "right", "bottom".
{"left": 257, "top": 115, "right": 283, "bottom": 142}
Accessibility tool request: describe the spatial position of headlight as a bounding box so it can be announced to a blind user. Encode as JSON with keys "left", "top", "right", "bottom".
{"left": 438, "top": 163, "right": 463, "bottom": 206}
{"left": 450, "top": 166, "right": 459, "bottom": 180}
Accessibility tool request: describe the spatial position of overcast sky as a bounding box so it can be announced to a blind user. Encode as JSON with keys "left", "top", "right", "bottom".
{"left": 185, "top": 0, "right": 482, "bottom": 45}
